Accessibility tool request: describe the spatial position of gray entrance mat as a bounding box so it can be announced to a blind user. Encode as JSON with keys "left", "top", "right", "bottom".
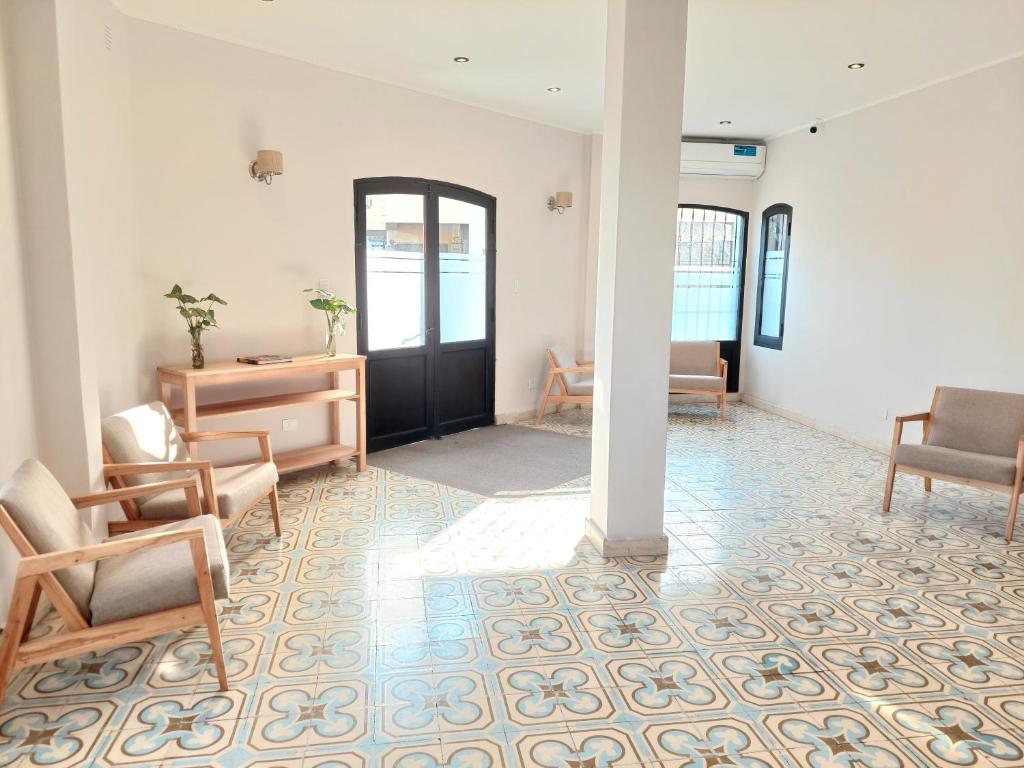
{"left": 368, "top": 425, "right": 591, "bottom": 497}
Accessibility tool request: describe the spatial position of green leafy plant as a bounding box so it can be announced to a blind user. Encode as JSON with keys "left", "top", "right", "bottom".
{"left": 164, "top": 284, "right": 227, "bottom": 368}
{"left": 304, "top": 288, "right": 356, "bottom": 357}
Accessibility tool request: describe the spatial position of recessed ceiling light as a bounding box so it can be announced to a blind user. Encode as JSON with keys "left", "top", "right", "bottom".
{"left": 719, "top": 120, "right": 732, "bottom": 125}
{"left": 547, "top": 87, "right": 561, "bottom": 93}
{"left": 847, "top": 62, "right": 865, "bottom": 70}
{"left": 453, "top": 56, "right": 470, "bottom": 63}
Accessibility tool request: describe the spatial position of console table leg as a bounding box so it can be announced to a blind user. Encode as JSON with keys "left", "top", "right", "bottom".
{"left": 355, "top": 362, "right": 366, "bottom": 471}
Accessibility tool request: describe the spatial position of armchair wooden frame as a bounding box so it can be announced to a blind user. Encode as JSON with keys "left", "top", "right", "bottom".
{"left": 0, "top": 476, "right": 228, "bottom": 704}
{"left": 883, "top": 387, "right": 1024, "bottom": 541}
{"left": 669, "top": 341, "right": 729, "bottom": 420}
{"left": 536, "top": 350, "right": 594, "bottom": 425}
{"left": 103, "top": 429, "right": 281, "bottom": 537}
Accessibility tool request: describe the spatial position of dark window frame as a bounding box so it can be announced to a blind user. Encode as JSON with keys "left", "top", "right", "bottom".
{"left": 676, "top": 203, "right": 749, "bottom": 392}
{"left": 753, "top": 203, "right": 793, "bottom": 350}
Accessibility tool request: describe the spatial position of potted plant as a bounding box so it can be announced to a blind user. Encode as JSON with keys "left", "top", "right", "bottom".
{"left": 164, "top": 284, "right": 227, "bottom": 369}
{"left": 304, "top": 288, "right": 356, "bottom": 357}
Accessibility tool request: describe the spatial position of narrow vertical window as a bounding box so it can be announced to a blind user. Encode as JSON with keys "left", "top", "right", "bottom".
{"left": 754, "top": 204, "right": 792, "bottom": 349}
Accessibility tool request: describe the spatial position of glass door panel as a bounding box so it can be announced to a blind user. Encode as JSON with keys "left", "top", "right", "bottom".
{"left": 438, "top": 196, "right": 487, "bottom": 344}
{"left": 364, "top": 193, "right": 425, "bottom": 351}
{"left": 759, "top": 210, "right": 790, "bottom": 338}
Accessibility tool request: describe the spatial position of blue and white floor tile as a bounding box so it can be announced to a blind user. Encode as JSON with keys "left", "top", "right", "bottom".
{"left": 2, "top": 403, "right": 1024, "bottom": 766}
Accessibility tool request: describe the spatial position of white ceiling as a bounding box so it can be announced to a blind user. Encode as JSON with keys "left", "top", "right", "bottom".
{"left": 115, "top": 0, "right": 1024, "bottom": 139}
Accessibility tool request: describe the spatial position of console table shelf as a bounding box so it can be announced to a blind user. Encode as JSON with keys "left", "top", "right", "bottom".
{"left": 158, "top": 353, "right": 366, "bottom": 473}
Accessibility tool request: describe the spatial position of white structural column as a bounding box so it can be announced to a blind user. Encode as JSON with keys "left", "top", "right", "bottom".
{"left": 587, "top": 0, "right": 687, "bottom": 555}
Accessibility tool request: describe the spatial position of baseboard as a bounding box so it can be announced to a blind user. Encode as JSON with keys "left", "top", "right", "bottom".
{"left": 495, "top": 405, "right": 592, "bottom": 425}
{"left": 741, "top": 393, "right": 888, "bottom": 455}
{"left": 497, "top": 393, "right": 741, "bottom": 426}
{"left": 585, "top": 518, "right": 669, "bottom": 556}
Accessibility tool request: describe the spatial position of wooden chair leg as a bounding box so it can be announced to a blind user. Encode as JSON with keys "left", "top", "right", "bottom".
{"left": 720, "top": 391, "right": 727, "bottom": 420}
{"left": 536, "top": 374, "right": 554, "bottom": 425}
{"left": 268, "top": 486, "right": 282, "bottom": 537}
{"left": 882, "top": 461, "right": 897, "bottom": 512}
{"left": 19, "top": 581, "right": 42, "bottom": 643}
{"left": 924, "top": 477, "right": 932, "bottom": 492}
{"left": 0, "top": 575, "right": 37, "bottom": 703}
{"left": 555, "top": 402, "right": 563, "bottom": 414}
{"left": 1006, "top": 477, "right": 1022, "bottom": 542}
{"left": 189, "top": 539, "right": 228, "bottom": 691}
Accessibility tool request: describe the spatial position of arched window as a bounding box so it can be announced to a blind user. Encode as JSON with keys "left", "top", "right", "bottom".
{"left": 754, "top": 203, "right": 793, "bottom": 350}
{"left": 673, "top": 204, "right": 748, "bottom": 390}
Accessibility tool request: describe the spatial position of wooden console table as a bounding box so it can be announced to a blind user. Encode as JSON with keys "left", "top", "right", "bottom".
{"left": 158, "top": 353, "right": 366, "bottom": 474}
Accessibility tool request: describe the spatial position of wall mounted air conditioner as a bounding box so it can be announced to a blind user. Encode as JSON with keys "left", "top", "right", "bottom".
{"left": 680, "top": 141, "right": 765, "bottom": 180}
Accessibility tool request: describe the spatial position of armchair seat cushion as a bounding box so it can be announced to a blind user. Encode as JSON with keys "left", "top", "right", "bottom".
{"left": 669, "top": 374, "right": 725, "bottom": 391}
{"left": 893, "top": 444, "right": 1016, "bottom": 486}
{"left": 89, "top": 515, "right": 230, "bottom": 626}
{"left": 566, "top": 377, "right": 594, "bottom": 396}
{"left": 139, "top": 462, "right": 278, "bottom": 520}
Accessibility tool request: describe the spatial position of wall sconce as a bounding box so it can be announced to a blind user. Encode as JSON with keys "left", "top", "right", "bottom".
{"left": 249, "top": 149, "right": 284, "bottom": 185}
{"left": 547, "top": 191, "right": 573, "bottom": 214}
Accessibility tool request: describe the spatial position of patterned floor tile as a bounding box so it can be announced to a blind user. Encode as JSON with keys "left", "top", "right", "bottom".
{"left": 4, "top": 403, "right": 1024, "bottom": 768}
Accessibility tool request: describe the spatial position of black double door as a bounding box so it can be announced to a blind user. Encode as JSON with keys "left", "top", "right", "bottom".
{"left": 354, "top": 178, "right": 496, "bottom": 452}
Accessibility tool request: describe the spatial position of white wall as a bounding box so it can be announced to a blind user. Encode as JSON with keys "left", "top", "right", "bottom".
{"left": 743, "top": 55, "right": 1024, "bottom": 449}
{"left": 0, "top": 3, "right": 38, "bottom": 624}
{"left": 125, "top": 19, "right": 591, "bottom": 448}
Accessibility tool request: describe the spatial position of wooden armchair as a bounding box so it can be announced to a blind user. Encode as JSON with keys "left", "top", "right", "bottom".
{"left": 101, "top": 402, "right": 281, "bottom": 536}
{"left": 536, "top": 347, "right": 594, "bottom": 424}
{"left": 0, "top": 459, "right": 231, "bottom": 704}
{"left": 883, "top": 386, "right": 1024, "bottom": 540}
{"left": 668, "top": 341, "right": 728, "bottom": 420}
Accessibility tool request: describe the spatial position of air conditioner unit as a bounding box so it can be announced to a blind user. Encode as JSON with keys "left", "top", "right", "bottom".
{"left": 680, "top": 141, "right": 765, "bottom": 180}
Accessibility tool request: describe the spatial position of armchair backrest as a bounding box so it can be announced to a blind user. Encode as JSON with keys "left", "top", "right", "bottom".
{"left": 669, "top": 341, "right": 720, "bottom": 376}
{"left": 548, "top": 347, "right": 582, "bottom": 385}
{"left": 0, "top": 459, "right": 96, "bottom": 621}
{"left": 928, "top": 386, "right": 1024, "bottom": 458}
{"left": 101, "top": 401, "right": 191, "bottom": 487}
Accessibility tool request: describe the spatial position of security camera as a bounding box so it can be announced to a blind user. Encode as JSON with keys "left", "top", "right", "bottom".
{"left": 809, "top": 119, "right": 824, "bottom": 135}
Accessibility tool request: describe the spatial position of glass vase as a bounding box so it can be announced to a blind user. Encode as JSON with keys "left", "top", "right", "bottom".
{"left": 190, "top": 332, "right": 205, "bottom": 369}
{"left": 324, "top": 317, "right": 339, "bottom": 357}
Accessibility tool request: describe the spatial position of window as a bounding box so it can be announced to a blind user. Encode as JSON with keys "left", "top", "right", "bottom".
{"left": 754, "top": 203, "right": 793, "bottom": 350}
{"left": 672, "top": 206, "right": 748, "bottom": 342}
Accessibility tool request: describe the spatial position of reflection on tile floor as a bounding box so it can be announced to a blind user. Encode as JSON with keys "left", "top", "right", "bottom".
{"left": 3, "top": 403, "right": 1024, "bottom": 766}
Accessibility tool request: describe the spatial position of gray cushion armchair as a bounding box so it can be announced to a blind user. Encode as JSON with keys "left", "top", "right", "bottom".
{"left": 101, "top": 401, "right": 281, "bottom": 536}
{"left": 669, "top": 341, "right": 728, "bottom": 419}
{"left": 883, "top": 386, "right": 1024, "bottom": 540}
{"left": 0, "top": 459, "right": 231, "bottom": 704}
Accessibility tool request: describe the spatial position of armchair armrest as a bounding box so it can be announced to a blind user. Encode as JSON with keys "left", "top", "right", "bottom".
{"left": 895, "top": 412, "right": 930, "bottom": 423}
{"left": 103, "top": 460, "right": 212, "bottom": 478}
{"left": 180, "top": 430, "right": 273, "bottom": 464}
{"left": 17, "top": 526, "right": 205, "bottom": 577}
{"left": 71, "top": 476, "right": 202, "bottom": 509}
{"left": 576, "top": 359, "right": 594, "bottom": 366}
{"left": 553, "top": 365, "right": 594, "bottom": 375}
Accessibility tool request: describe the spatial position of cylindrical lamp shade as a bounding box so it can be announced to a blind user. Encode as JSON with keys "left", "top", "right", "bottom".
{"left": 553, "top": 190, "right": 573, "bottom": 208}
{"left": 256, "top": 149, "right": 284, "bottom": 176}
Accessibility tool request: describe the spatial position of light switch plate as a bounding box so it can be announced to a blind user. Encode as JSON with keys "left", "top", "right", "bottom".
{"left": 282, "top": 418, "right": 299, "bottom": 432}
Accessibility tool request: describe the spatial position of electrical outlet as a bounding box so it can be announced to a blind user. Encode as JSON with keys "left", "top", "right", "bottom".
{"left": 318, "top": 278, "right": 329, "bottom": 291}
{"left": 282, "top": 418, "right": 298, "bottom": 432}
{"left": 528, "top": 378, "right": 535, "bottom": 390}
{"left": 514, "top": 279, "right": 521, "bottom": 294}
{"left": 878, "top": 408, "right": 888, "bottom": 420}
